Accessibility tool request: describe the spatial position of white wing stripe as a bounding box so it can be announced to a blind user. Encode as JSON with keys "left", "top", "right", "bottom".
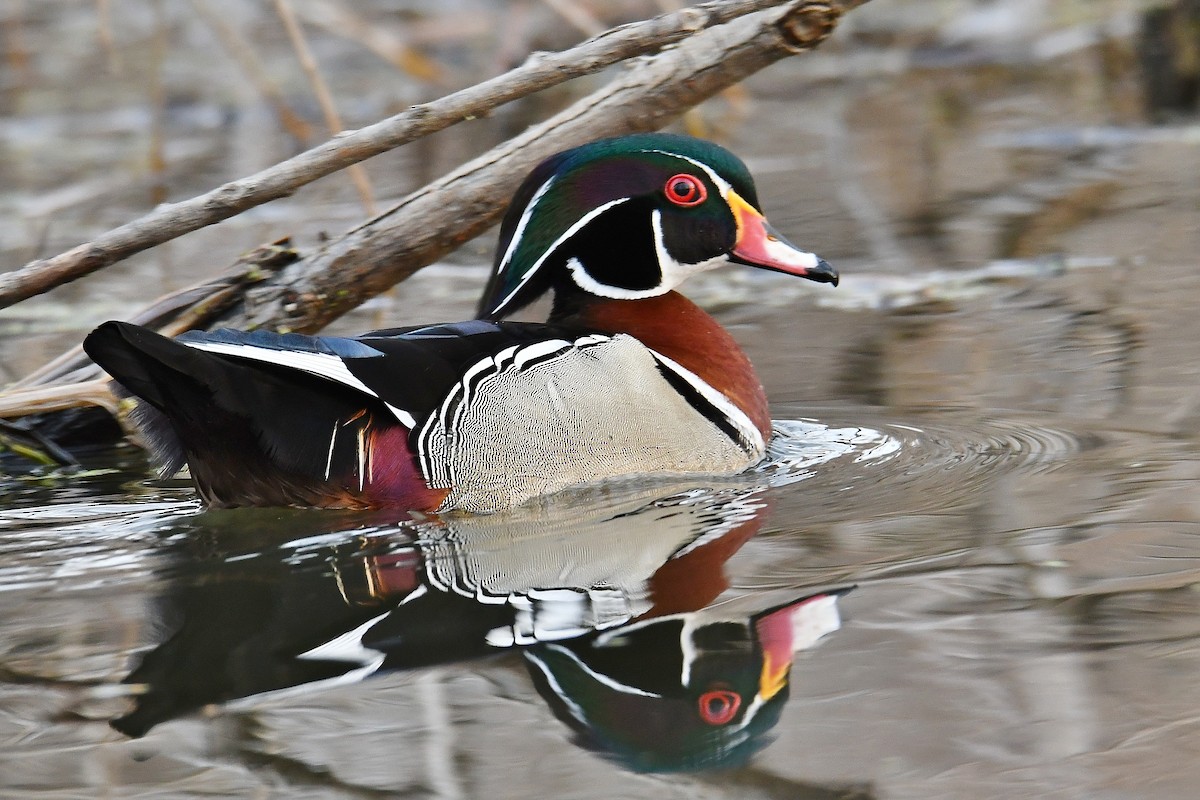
{"left": 183, "top": 340, "right": 418, "bottom": 427}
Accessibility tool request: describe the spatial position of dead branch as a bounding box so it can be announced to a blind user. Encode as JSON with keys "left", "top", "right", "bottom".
{"left": 6, "top": 240, "right": 299, "bottom": 392}
{"left": 0, "top": 0, "right": 861, "bottom": 433}
{"left": 0, "top": 0, "right": 802, "bottom": 311}
{"left": 227, "top": 1, "right": 851, "bottom": 334}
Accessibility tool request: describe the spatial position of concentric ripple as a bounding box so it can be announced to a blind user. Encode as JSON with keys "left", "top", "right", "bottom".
{"left": 755, "top": 405, "right": 1094, "bottom": 515}
{"left": 0, "top": 409, "right": 1093, "bottom": 594}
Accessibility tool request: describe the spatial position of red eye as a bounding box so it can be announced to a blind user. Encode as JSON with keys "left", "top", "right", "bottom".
{"left": 697, "top": 689, "right": 741, "bottom": 725}
{"left": 664, "top": 174, "right": 707, "bottom": 207}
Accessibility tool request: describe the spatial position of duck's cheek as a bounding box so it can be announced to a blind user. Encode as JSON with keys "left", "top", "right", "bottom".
{"left": 656, "top": 209, "right": 735, "bottom": 265}
{"left": 652, "top": 210, "right": 734, "bottom": 290}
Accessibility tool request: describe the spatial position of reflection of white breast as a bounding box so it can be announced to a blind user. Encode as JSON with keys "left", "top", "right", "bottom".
{"left": 416, "top": 334, "right": 763, "bottom": 513}
{"left": 414, "top": 485, "right": 767, "bottom": 645}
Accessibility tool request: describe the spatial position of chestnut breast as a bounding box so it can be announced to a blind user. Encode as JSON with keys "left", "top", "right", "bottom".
{"left": 563, "top": 291, "right": 772, "bottom": 442}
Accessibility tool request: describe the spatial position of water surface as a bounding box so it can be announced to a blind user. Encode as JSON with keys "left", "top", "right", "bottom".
{"left": 3, "top": 1, "right": 1200, "bottom": 797}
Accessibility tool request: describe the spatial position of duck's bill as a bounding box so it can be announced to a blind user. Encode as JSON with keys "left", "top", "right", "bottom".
{"left": 727, "top": 190, "right": 838, "bottom": 286}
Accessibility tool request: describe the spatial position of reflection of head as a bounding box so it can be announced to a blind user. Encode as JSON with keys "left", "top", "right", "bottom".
{"left": 524, "top": 591, "right": 846, "bottom": 772}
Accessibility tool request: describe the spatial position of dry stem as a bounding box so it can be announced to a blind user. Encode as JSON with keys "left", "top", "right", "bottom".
{"left": 0, "top": 0, "right": 805, "bottom": 310}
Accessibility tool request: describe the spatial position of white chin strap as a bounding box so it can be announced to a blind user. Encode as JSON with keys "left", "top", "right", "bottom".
{"left": 566, "top": 209, "right": 728, "bottom": 299}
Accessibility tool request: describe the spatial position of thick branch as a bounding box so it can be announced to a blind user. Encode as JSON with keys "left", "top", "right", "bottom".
{"left": 230, "top": 1, "right": 850, "bottom": 332}
{"left": 0, "top": 0, "right": 795, "bottom": 310}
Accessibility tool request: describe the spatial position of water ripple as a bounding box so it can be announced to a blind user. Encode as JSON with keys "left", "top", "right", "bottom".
{"left": 756, "top": 406, "right": 1092, "bottom": 514}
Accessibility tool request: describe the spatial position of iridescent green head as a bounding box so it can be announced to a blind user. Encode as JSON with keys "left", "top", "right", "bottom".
{"left": 476, "top": 133, "right": 837, "bottom": 320}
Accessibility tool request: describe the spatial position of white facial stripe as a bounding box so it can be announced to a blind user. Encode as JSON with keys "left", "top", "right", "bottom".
{"left": 636, "top": 148, "right": 734, "bottom": 197}
{"left": 498, "top": 175, "right": 555, "bottom": 272}
{"left": 566, "top": 209, "right": 728, "bottom": 298}
{"left": 492, "top": 196, "right": 632, "bottom": 315}
{"left": 537, "top": 644, "right": 662, "bottom": 698}
{"left": 525, "top": 651, "right": 588, "bottom": 724}
{"left": 651, "top": 209, "right": 731, "bottom": 290}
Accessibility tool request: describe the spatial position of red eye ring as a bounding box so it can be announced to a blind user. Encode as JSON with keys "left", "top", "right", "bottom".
{"left": 664, "top": 174, "right": 707, "bottom": 207}
{"left": 697, "top": 689, "right": 742, "bottom": 725}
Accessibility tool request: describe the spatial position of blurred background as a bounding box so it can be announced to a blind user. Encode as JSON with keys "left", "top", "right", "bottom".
{"left": 2, "top": 0, "right": 1196, "bottom": 382}
{"left": 2, "top": 2, "right": 1200, "bottom": 798}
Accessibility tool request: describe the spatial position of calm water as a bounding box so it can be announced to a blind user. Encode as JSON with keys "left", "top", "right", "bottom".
{"left": 3, "top": 1, "right": 1200, "bottom": 798}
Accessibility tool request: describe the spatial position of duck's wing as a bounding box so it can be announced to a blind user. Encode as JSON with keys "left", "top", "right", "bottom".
{"left": 82, "top": 319, "right": 598, "bottom": 509}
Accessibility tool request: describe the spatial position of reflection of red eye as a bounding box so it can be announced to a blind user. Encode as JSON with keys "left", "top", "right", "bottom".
{"left": 697, "top": 689, "right": 741, "bottom": 725}
{"left": 664, "top": 174, "right": 707, "bottom": 207}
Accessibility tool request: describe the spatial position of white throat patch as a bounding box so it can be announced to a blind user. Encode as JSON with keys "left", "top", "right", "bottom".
{"left": 567, "top": 209, "right": 729, "bottom": 299}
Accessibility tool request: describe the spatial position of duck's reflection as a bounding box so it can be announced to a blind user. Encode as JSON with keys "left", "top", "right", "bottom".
{"left": 524, "top": 591, "right": 845, "bottom": 772}
{"left": 114, "top": 482, "right": 849, "bottom": 771}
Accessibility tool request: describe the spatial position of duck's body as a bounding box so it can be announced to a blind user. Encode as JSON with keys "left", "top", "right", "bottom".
{"left": 84, "top": 134, "right": 837, "bottom": 512}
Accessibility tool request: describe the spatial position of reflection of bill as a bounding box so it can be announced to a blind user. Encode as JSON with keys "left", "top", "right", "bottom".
{"left": 111, "top": 483, "right": 850, "bottom": 773}
{"left": 525, "top": 590, "right": 848, "bottom": 772}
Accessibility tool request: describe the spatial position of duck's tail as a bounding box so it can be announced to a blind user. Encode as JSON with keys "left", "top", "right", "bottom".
{"left": 82, "top": 321, "right": 433, "bottom": 508}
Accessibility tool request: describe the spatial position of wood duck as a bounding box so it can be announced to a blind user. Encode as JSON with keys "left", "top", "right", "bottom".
{"left": 83, "top": 133, "right": 838, "bottom": 512}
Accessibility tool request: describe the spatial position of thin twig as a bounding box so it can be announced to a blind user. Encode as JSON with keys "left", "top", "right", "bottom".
{"left": 272, "top": 0, "right": 377, "bottom": 215}
{"left": 293, "top": 0, "right": 446, "bottom": 85}
{"left": 0, "top": 0, "right": 803, "bottom": 310}
{"left": 95, "top": 0, "right": 122, "bottom": 73}
{"left": 187, "top": 0, "right": 314, "bottom": 143}
{"left": 539, "top": 0, "right": 606, "bottom": 36}
{"left": 148, "top": 0, "right": 169, "bottom": 207}
{"left": 0, "top": 418, "right": 81, "bottom": 466}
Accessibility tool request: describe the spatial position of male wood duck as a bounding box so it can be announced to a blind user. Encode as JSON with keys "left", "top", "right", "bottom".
{"left": 83, "top": 133, "right": 838, "bottom": 512}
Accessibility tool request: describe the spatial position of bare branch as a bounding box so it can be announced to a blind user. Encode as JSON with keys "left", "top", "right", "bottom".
{"left": 0, "top": 0, "right": 800, "bottom": 310}
{"left": 229, "top": 1, "right": 850, "bottom": 333}
{"left": 0, "top": 1, "right": 864, "bottom": 429}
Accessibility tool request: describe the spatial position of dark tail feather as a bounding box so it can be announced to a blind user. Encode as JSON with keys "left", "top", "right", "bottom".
{"left": 84, "top": 322, "right": 202, "bottom": 476}
{"left": 83, "top": 321, "right": 403, "bottom": 507}
{"left": 83, "top": 321, "right": 181, "bottom": 409}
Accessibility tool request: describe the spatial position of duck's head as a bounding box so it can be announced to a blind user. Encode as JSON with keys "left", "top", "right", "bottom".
{"left": 477, "top": 133, "right": 839, "bottom": 320}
